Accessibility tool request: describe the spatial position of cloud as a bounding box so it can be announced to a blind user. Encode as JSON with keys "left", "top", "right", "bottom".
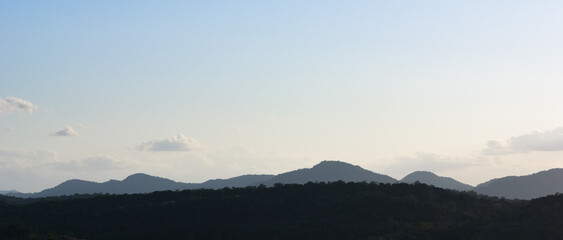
{"left": 56, "top": 156, "right": 129, "bottom": 171}
{"left": 392, "top": 152, "right": 480, "bottom": 172}
{"left": 137, "top": 134, "right": 202, "bottom": 152}
{"left": 0, "top": 150, "right": 62, "bottom": 192}
{"left": 50, "top": 125, "right": 79, "bottom": 137}
{"left": 0, "top": 149, "right": 60, "bottom": 170}
{"left": 483, "top": 127, "right": 563, "bottom": 155}
{"left": 483, "top": 140, "right": 519, "bottom": 155}
{"left": 3, "top": 127, "right": 15, "bottom": 132}
{"left": 0, "top": 150, "right": 134, "bottom": 192}
{"left": 0, "top": 97, "right": 38, "bottom": 115}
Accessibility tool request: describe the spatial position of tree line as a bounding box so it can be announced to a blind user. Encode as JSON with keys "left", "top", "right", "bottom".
{"left": 1, "top": 181, "right": 562, "bottom": 240}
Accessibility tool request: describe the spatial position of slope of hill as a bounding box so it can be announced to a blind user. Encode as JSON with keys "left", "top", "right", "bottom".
{"left": 0, "top": 190, "right": 28, "bottom": 198}
{"left": 401, "top": 171, "right": 473, "bottom": 191}
{"left": 5, "top": 174, "right": 274, "bottom": 198}
{"left": 0, "top": 190, "right": 19, "bottom": 194}
{"left": 261, "top": 160, "right": 397, "bottom": 186}
{"left": 36, "top": 179, "right": 102, "bottom": 197}
{"left": 32, "top": 174, "right": 195, "bottom": 198}
{"left": 474, "top": 168, "right": 563, "bottom": 200}
{"left": 199, "top": 174, "right": 274, "bottom": 189}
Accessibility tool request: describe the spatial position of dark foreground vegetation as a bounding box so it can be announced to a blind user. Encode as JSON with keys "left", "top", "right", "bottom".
{"left": 1, "top": 181, "right": 563, "bottom": 240}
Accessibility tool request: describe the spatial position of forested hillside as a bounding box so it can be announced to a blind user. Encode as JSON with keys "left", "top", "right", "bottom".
{"left": 1, "top": 182, "right": 563, "bottom": 240}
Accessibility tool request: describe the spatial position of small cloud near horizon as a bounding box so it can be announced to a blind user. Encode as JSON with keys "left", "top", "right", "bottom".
{"left": 484, "top": 127, "right": 563, "bottom": 155}
{"left": 232, "top": 125, "right": 243, "bottom": 132}
{"left": 56, "top": 156, "right": 129, "bottom": 171}
{"left": 50, "top": 125, "right": 79, "bottom": 137}
{"left": 0, "top": 97, "right": 38, "bottom": 115}
{"left": 392, "top": 152, "right": 481, "bottom": 174}
{"left": 137, "top": 134, "right": 202, "bottom": 152}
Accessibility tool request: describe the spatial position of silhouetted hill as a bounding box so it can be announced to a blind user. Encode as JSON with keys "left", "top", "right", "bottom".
{"left": 103, "top": 173, "right": 193, "bottom": 194}
{"left": 0, "top": 190, "right": 28, "bottom": 198}
{"left": 0, "top": 190, "right": 18, "bottom": 194}
{"left": 7, "top": 174, "right": 274, "bottom": 198}
{"left": 261, "top": 160, "right": 397, "bottom": 186}
{"left": 200, "top": 174, "right": 274, "bottom": 189}
{"left": 474, "top": 168, "right": 563, "bottom": 200}
{"left": 36, "top": 179, "right": 102, "bottom": 197}
{"left": 30, "top": 174, "right": 195, "bottom": 198}
{"left": 401, "top": 171, "right": 473, "bottom": 191}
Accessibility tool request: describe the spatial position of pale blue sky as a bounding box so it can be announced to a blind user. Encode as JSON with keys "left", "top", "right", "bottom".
{"left": 2, "top": 1, "right": 563, "bottom": 192}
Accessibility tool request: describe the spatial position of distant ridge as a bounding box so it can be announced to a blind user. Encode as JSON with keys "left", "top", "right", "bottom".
{"left": 474, "top": 168, "right": 563, "bottom": 200}
{"left": 261, "top": 160, "right": 397, "bottom": 186}
{"left": 5, "top": 161, "right": 563, "bottom": 200}
{"left": 0, "top": 190, "right": 19, "bottom": 194}
{"left": 401, "top": 171, "right": 473, "bottom": 191}
{"left": 38, "top": 179, "right": 102, "bottom": 197}
{"left": 0, "top": 190, "right": 22, "bottom": 198}
{"left": 32, "top": 174, "right": 194, "bottom": 198}
{"left": 1, "top": 161, "right": 399, "bottom": 198}
{"left": 6, "top": 174, "right": 277, "bottom": 198}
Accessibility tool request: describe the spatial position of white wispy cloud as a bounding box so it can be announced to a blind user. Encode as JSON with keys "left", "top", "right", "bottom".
{"left": 3, "top": 127, "right": 15, "bottom": 132}
{"left": 56, "top": 156, "right": 129, "bottom": 171}
{"left": 50, "top": 125, "right": 79, "bottom": 137}
{"left": 0, "top": 149, "right": 61, "bottom": 192}
{"left": 0, "top": 149, "right": 60, "bottom": 169}
{"left": 0, "top": 150, "right": 132, "bottom": 192}
{"left": 232, "top": 125, "right": 243, "bottom": 132}
{"left": 484, "top": 127, "right": 563, "bottom": 155}
{"left": 137, "top": 134, "right": 202, "bottom": 152}
{"left": 393, "top": 152, "right": 480, "bottom": 172}
{"left": 0, "top": 97, "right": 38, "bottom": 115}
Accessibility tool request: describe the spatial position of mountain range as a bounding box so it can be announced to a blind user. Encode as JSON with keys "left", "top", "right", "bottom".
{"left": 3, "top": 160, "right": 563, "bottom": 200}
{"left": 473, "top": 168, "right": 563, "bottom": 199}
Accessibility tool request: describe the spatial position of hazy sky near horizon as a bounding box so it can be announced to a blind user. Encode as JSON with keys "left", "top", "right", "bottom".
{"left": 2, "top": 1, "right": 563, "bottom": 192}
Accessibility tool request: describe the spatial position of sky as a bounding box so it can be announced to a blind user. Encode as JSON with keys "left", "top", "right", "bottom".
{"left": 2, "top": 1, "right": 563, "bottom": 192}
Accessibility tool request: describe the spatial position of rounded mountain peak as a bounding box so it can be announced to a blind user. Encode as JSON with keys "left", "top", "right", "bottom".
{"left": 123, "top": 173, "right": 153, "bottom": 181}
{"left": 403, "top": 171, "right": 438, "bottom": 178}
{"left": 313, "top": 160, "right": 357, "bottom": 169}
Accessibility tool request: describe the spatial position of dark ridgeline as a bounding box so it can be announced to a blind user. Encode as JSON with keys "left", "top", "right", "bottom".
{"left": 3, "top": 181, "right": 563, "bottom": 240}
{"left": 4, "top": 161, "right": 563, "bottom": 239}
